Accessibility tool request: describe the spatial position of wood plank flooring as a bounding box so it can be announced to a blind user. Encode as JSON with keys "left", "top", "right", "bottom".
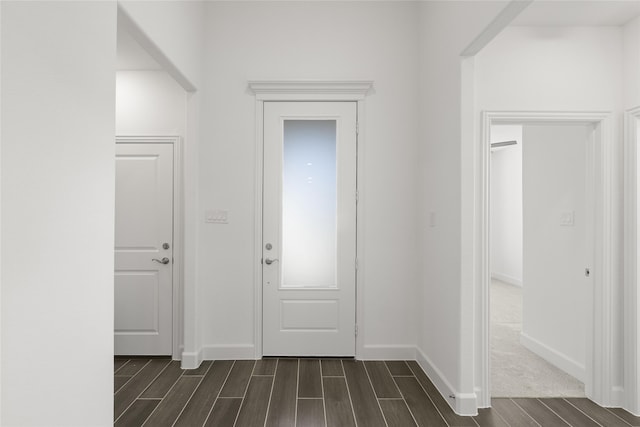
{"left": 115, "top": 357, "right": 640, "bottom": 426}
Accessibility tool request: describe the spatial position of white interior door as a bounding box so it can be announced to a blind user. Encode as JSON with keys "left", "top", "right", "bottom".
{"left": 115, "top": 142, "right": 173, "bottom": 355}
{"left": 263, "top": 101, "right": 357, "bottom": 356}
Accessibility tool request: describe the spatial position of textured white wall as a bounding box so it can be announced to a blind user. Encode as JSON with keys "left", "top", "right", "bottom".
{"left": 200, "top": 1, "right": 421, "bottom": 357}
{"left": 1, "top": 2, "right": 116, "bottom": 425}
{"left": 490, "top": 125, "right": 523, "bottom": 286}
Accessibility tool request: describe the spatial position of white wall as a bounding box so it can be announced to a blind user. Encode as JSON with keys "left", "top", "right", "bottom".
{"left": 119, "top": 1, "right": 205, "bottom": 90}
{"left": 476, "top": 25, "right": 624, "bottom": 400}
{"left": 1, "top": 2, "right": 116, "bottom": 425}
{"left": 490, "top": 125, "right": 523, "bottom": 286}
{"left": 477, "top": 27, "right": 622, "bottom": 111}
{"left": 200, "top": 1, "right": 421, "bottom": 359}
{"left": 417, "top": 0, "right": 509, "bottom": 413}
{"left": 521, "top": 124, "right": 589, "bottom": 381}
{"left": 116, "top": 71, "right": 187, "bottom": 136}
{"left": 624, "top": 16, "right": 640, "bottom": 109}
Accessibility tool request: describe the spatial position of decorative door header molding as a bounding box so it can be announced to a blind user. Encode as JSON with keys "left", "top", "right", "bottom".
{"left": 248, "top": 80, "right": 374, "bottom": 101}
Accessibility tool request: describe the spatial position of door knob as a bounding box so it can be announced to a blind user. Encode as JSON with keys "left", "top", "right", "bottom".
{"left": 264, "top": 258, "right": 279, "bottom": 265}
{"left": 152, "top": 257, "right": 170, "bottom": 265}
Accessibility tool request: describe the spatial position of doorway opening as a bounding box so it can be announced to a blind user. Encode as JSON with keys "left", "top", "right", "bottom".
{"left": 489, "top": 123, "right": 588, "bottom": 398}
{"left": 477, "top": 111, "right": 615, "bottom": 407}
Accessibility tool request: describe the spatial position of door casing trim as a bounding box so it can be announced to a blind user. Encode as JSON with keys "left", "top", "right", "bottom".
{"left": 624, "top": 107, "right": 640, "bottom": 415}
{"left": 249, "top": 80, "right": 373, "bottom": 358}
{"left": 116, "top": 135, "right": 184, "bottom": 360}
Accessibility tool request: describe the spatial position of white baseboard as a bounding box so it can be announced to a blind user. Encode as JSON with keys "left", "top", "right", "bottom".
{"left": 182, "top": 345, "right": 256, "bottom": 368}
{"left": 181, "top": 349, "right": 202, "bottom": 369}
{"left": 360, "top": 345, "right": 417, "bottom": 360}
{"left": 611, "top": 386, "right": 624, "bottom": 408}
{"left": 195, "top": 344, "right": 413, "bottom": 361}
{"left": 173, "top": 344, "right": 184, "bottom": 361}
{"left": 416, "top": 347, "right": 478, "bottom": 416}
{"left": 520, "top": 332, "right": 585, "bottom": 382}
{"left": 491, "top": 272, "right": 522, "bottom": 287}
{"left": 622, "top": 385, "right": 640, "bottom": 415}
{"left": 202, "top": 344, "right": 256, "bottom": 360}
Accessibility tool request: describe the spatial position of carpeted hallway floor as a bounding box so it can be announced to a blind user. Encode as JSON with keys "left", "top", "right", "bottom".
{"left": 491, "top": 279, "right": 586, "bottom": 397}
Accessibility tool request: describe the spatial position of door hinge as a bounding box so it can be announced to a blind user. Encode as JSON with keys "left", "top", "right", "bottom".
{"left": 356, "top": 121, "right": 359, "bottom": 135}
{"left": 355, "top": 324, "right": 359, "bottom": 337}
{"left": 355, "top": 190, "right": 359, "bottom": 203}
{"left": 355, "top": 258, "right": 359, "bottom": 271}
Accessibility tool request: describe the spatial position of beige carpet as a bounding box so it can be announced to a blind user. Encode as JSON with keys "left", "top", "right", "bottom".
{"left": 491, "top": 279, "right": 586, "bottom": 398}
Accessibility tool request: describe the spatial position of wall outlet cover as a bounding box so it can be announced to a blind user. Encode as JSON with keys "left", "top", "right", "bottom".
{"left": 205, "top": 209, "right": 228, "bottom": 224}
{"left": 560, "top": 211, "right": 575, "bottom": 227}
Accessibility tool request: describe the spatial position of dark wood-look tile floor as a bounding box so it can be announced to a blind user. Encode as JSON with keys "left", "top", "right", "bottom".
{"left": 115, "top": 357, "right": 640, "bottom": 426}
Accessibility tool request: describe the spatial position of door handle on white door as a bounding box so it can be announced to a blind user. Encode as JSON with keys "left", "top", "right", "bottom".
{"left": 152, "top": 257, "right": 170, "bottom": 265}
{"left": 264, "top": 258, "right": 279, "bottom": 265}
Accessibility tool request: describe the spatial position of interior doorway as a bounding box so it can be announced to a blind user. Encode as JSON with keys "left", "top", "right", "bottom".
{"left": 489, "top": 123, "right": 589, "bottom": 397}
{"left": 477, "top": 111, "right": 615, "bottom": 407}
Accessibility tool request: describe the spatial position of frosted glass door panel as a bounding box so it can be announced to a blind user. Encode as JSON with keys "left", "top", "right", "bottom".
{"left": 282, "top": 120, "right": 337, "bottom": 288}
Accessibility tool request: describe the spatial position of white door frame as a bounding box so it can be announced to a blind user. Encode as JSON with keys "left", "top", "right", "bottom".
{"left": 476, "top": 111, "right": 615, "bottom": 407}
{"left": 116, "top": 136, "right": 184, "bottom": 360}
{"left": 624, "top": 107, "right": 640, "bottom": 415}
{"left": 248, "top": 80, "right": 373, "bottom": 358}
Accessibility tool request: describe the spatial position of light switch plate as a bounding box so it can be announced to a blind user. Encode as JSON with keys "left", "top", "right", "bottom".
{"left": 560, "top": 211, "right": 575, "bottom": 227}
{"left": 205, "top": 209, "right": 228, "bottom": 224}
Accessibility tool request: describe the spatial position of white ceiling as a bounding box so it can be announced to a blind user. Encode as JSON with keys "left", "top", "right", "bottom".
{"left": 115, "top": 1, "right": 640, "bottom": 71}
{"left": 117, "top": 26, "right": 162, "bottom": 71}
{"left": 511, "top": 0, "right": 640, "bottom": 26}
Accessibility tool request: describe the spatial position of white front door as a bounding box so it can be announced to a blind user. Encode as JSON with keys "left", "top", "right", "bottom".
{"left": 263, "top": 101, "right": 357, "bottom": 356}
{"left": 115, "top": 142, "right": 174, "bottom": 355}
